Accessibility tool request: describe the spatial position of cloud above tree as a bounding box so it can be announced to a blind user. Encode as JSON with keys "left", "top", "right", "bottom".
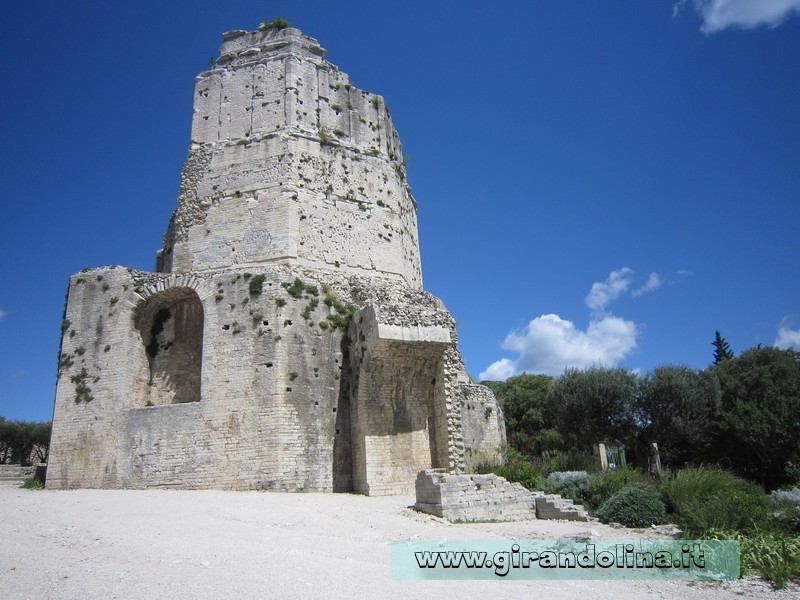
{"left": 480, "top": 268, "right": 663, "bottom": 380}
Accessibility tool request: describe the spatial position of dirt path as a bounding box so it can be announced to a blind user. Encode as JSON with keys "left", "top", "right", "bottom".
{"left": 0, "top": 483, "right": 794, "bottom": 599}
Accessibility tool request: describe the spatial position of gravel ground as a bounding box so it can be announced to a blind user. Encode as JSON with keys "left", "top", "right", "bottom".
{"left": 0, "top": 482, "right": 796, "bottom": 599}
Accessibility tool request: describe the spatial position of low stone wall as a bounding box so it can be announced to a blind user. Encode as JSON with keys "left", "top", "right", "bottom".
{"left": 0, "top": 464, "right": 35, "bottom": 482}
{"left": 414, "top": 469, "right": 591, "bottom": 522}
{"left": 414, "top": 469, "right": 537, "bottom": 522}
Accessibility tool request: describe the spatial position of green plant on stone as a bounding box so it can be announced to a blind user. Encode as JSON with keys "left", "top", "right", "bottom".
{"left": 248, "top": 274, "right": 266, "bottom": 296}
{"left": 260, "top": 17, "right": 289, "bottom": 30}
{"left": 58, "top": 353, "right": 74, "bottom": 371}
{"left": 70, "top": 368, "right": 94, "bottom": 403}
{"left": 301, "top": 298, "right": 319, "bottom": 321}
{"left": 318, "top": 126, "right": 335, "bottom": 146}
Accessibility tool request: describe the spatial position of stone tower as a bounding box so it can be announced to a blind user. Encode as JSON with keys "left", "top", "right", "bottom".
{"left": 47, "top": 25, "right": 504, "bottom": 495}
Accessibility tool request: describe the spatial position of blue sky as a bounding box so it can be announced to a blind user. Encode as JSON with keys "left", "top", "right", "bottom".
{"left": 1, "top": 0, "right": 799, "bottom": 421}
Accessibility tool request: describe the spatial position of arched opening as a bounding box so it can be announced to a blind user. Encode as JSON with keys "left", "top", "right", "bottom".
{"left": 133, "top": 288, "right": 204, "bottom": 406}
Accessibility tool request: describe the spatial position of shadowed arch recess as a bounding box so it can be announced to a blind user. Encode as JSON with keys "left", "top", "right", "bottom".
{"left": 133, "top": 287, "right": 204, "bottom": 405}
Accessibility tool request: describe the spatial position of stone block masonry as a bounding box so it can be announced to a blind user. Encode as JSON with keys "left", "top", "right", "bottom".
{"left": 47, "top": 25, "right": 505, "bottom": 494}
{"left": 414, "top": 470, "right": 592, "bottom": 522}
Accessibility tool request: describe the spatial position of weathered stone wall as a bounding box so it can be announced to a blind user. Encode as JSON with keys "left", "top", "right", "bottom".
{"left": 460, "top": 384, "right": 506, "bottom": 470}
{"left": 48, "top": 266, "right": 352, "bottom": 491}
{"left": 414, "top": 470, "right": 592, "bottom": 522}
{"left": 414, "top": 470, "right": 538, "bottom": 522}
{"left": 347, "top": 303, "right": 451, "bottom": 495}
{"left": 47, "top": 25, "right": 506, "bottom": 495}
{"left": 158, "top": 27, "right": 421, "bottom": 288}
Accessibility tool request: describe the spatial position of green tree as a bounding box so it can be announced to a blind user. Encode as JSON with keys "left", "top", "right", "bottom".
{"left": 482, "top": 374, "right": 559, "bottom": 455}
{"left": 0, "top": 418, "right": 52, "bottom": 465}
{"left": 637, "top": 365, "right": 720, "bottom": 468}
{"left": 30, "top": 421, "right": 52, "bottom": 464}
{"left": 709, "top": 346, "right": 800, "bottom": 488}
{"left": 0, "top": 417, "right": 14, "bottom": 463}
{"left": 712, "top": 330, "right": 734, "bottom": 364}
{"left": 548, "top": 366, "right": 640, "bottom": 451}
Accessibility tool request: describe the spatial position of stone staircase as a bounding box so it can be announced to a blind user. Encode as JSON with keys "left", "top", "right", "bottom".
{"left": 415, "top": 469, "right": 591, "bottom": 522}
{"left": 531, "top": 492, "right": 591, "bottom": 521}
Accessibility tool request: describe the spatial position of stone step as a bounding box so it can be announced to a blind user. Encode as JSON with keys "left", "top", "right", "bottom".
{"left": 414, "top": 469, "right": 592, "bottom": 522}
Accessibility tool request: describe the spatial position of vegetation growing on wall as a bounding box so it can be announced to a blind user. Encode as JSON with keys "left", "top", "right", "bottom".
{"left": 248, "top": 274, "right": 266, "bottom": 296}
{"left": 259, "top": 17, "right": 289, "bottom": 30}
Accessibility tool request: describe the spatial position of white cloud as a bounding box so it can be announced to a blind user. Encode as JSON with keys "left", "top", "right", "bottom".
{"left": 0, "top": 308, "right": 6, "bottom": 321}
{"left": 479, "top": 358, "right": 516, "bottom": 381}
{"left": 585, "top": 267, "right": 634, "bottom": 312}
{"left": 632, "top": 272, "right": 663, "bottom": 297}
{"left": 775, "top": 324, "right": 800, "bottom": 350}
{"left": 480, "top": 267, "right": 665, "bottom": 381}
{"left": 687, "top": 0, "right": 800, "bottom": 33}
{"left": 478, "top": 314, "right": 639, "bottom": 379}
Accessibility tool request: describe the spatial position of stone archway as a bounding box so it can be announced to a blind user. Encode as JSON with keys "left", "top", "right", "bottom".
{"left": 133, "top": 288, "right": 204, "bottom": 406}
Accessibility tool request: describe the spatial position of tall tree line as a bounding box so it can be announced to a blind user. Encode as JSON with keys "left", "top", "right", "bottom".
{"left": 0, "top": 418, "right": 51, "bottom": 465}
{"left": 484, "top": 339, "right": 800, "bottom": 490}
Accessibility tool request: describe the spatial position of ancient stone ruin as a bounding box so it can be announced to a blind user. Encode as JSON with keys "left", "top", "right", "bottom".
{"left": 47, "top": 25, "right": 505, "bottom": 495}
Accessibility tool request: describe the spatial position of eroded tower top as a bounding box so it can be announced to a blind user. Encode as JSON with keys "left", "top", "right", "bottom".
{"left": 158, "top": 25, "right": 422, "bottom": 289}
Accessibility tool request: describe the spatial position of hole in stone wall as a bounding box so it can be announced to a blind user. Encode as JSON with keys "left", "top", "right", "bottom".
{"left": 134, "top": 288, "right": 204, "bottom": 406}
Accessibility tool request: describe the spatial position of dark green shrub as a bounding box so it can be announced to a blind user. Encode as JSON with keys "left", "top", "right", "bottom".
{"left": 542, "top": 471, "right": 589, "bottom": 504}
{"left": 661, "top": 466, "right": 771, "bottom": 536}
{"left": 248, "top": 274, "right": 266, "bottom": 296}
{"left": 586, "top": 467, "right": 649, "bottom": 510}
{"left": 260, "top": 17, "right": 289, "bottom": 30}
{"left": 472, "top": 453, "right": 541, "bottom": 491}
{"left": 595, "top": 486, "right": 667, "bottom": 528}
{"left": 495, "top": 461, "right": 541, "bottom": 491}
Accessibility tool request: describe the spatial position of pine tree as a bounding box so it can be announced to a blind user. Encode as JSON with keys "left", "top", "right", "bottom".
{"left": 712, "top": 330, "right": 734, "bottom": 364}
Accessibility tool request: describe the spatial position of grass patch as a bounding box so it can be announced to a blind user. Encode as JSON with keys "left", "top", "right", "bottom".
{"left": 20, "top": 477, "right": 44, "bottom": 490}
